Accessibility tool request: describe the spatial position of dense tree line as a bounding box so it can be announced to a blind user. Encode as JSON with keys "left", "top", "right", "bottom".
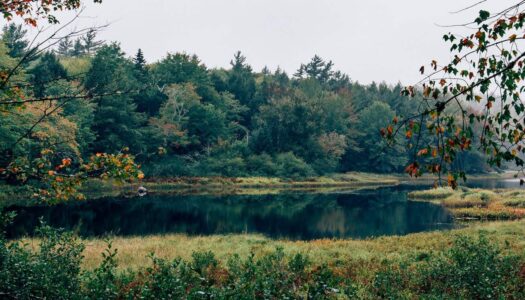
{"left": 0, "top": 24, "right": 492, "bottom": 179}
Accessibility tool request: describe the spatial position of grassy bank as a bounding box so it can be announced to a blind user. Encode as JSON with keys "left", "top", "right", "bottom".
{"left": 15, "top": 219, "right": 525, "bottom": 271}
{"left": 409, "top": 187, "right": 525, "bottom": 220}
{"left": 8, "top": 220, "right": 525, "bottom": 298}
{"left": 79, "top": 172, "right": 400, "bottom": 197}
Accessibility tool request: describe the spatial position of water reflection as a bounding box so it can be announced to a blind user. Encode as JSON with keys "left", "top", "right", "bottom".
{"left": 4, "top": 185, "right": 455, "bottom": 240}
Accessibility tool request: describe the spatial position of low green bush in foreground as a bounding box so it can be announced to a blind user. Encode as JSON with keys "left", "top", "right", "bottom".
{"left": 1, "top": 216, "right": 524, "bottom": 299}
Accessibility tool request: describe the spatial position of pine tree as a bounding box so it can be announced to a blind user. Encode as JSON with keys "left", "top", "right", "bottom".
{"left": 57, "top": 36, "right": 73, "bottom": 56}
{"left": 295, "top": 55, "right": 334, "bottom": 84}
{"left": 261, "top": 66, "right": 271, "bottom": 76}
{"left": 1, "top": 24, "right": 29, "bottom": 58}
{"left": 227, "top": 51, "right": 256, "bottom": 124}
{"left": 85, "top": 44, "right": 148, "bottom": 153}
{"left": 81, "top": 28, "right": 104, "bottom": 55}
{"left": 71, "top": 39, "right": 84, "bottom": 57}
{"left": 29, "top": 52, "right": 67, "bottom": 97}
{"left": 133, "top": 49, "right": 146, "bottom": 70}
{"left": 133, "top": 48, "right": 147, "bottom": 79}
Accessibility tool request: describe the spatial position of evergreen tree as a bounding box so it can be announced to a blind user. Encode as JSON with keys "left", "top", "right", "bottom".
{"left": 132, "top": 48, "right": 166, "bottom": 116}
{"left": 57, "top": 36, "right": 73, "bottom": 56}
{"left": 228, "top": 51, "right": 256, "bottom": 104}
{"left": 261, "top": 66, "right": 270, "bottom": 75}
{"left": 81, "top": 28, "right": 104, "bottom": 55}
{"left": 227, "top": 51, "right": 256, "bottom": 124}
{"left": 29, "top": 52, "right": 68, "bottom": 98}
{"left": 71, "top": 39, "right": 84, "bottom": 57}
{"left": 1, "top": 24, "right": 29, "bottom": 58}
{"left": 294, "top": 55, "right": 334, "bottom": 84}
{"left": 133, "top": 48, "right": 147, "bottom": 71}
{"left": 84, "top": 44, "right": 148, "bottom": 153}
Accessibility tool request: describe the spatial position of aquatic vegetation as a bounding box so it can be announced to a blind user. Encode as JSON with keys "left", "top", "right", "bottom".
{"left": 409, "top": 188, "right": 525, "bottom": 220}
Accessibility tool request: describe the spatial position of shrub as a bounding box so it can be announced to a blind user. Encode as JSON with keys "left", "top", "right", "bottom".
{"left": 275, "top": 152, "right": 316, "bottom": 179}
{"left": 82, "top": 241, "right": 121, "bottom": 299}
{"left": 245, "top": 153, "right": 280, "bottom": 176}
{"left": 0, "top": 221, "right": 84, "bottom": 300}
{"left": 415, "top": 233, "right": 525, "bottom": 298}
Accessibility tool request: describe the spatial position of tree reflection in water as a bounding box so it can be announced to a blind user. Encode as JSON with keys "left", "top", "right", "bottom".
{"left": 4, "top": 186, "right": 455, "bottom": 240}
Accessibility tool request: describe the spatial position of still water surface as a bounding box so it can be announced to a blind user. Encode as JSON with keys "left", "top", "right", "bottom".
{"left": 4, "top": 179, "right": 522, "bottom": 240}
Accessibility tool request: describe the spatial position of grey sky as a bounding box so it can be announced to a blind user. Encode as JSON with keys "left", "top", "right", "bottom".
{"left": 52, "top": 0, "right": 517, "bottom": 84}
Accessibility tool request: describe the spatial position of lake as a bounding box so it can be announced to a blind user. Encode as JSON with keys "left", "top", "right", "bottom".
{"left": 3, "top": 178, "right": 522, "bottom": 240}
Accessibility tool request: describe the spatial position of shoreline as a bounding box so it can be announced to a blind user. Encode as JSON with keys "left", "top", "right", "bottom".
{"left": 14, "top": 219, "right": 525, "bottom": 271}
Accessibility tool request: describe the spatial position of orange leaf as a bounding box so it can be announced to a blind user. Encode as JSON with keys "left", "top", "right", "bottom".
{"left": 417, "top": 148, "right": 428, "bottom": 156}
{"left": 387, "top": 125, "right": 393, "bottom": 135}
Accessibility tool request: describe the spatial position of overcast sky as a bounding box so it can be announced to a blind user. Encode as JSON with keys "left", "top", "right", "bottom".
{"left": 39, "top": 0, "right": 518, "bottom": 84}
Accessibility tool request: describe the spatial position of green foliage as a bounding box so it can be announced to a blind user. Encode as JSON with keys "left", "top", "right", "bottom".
{"left": 1, "top": 24, "right": 29, "bottom": 58}
{"left": 0, "top": 222, "right": 85, "bottom": 299}
{"left": 370, "top": 233, "right": 525, "bottom": 299}
{"left": 28, "top": 52, "right": 68, "bottom": 98}
{"left": 354, "top": 101, "right": 407, "bottom": 173}
{"left": 1, "top": 22, "right": 496, "bottom": 198}
{"left": 85, "top": 43, "right": 149, "bottom": 154}
{"left": 416, "top": 233, "right": 521, "bottom": 298}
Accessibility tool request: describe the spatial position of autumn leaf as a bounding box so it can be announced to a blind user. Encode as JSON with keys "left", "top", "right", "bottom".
{"left": 405, "top": 162, "right": 419, "bottom": 177}
{"left": 417, "top": 148, "right": 428, "bottom": 156}
{"left": 423, "top": 86, "right": 431, "bottom": 97}
{"left": 447, "top": 173, "right": 458, "bottom": 189}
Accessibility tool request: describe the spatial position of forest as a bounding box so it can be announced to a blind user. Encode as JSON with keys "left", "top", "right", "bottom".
{"left": 0, "top": 23, "right": 491, "bottom": 183}
{"left": 5, "top": 1, "right": 525, "bottom": 298}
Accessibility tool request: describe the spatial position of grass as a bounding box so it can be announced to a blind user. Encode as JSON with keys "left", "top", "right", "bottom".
{"left": 409, "top": 187, "right": 525, "bottom": 220}
{"left": 16, "top": 219, "right": 525, "bottom": 272}
{"left": 76, "top": 172, "right": 400, "bottom": 199}
{"left": 140, "top": 172, "right": 400, "bottom": 189}
{"left": 406, "top": 187, "right": 456, "bottom": 199}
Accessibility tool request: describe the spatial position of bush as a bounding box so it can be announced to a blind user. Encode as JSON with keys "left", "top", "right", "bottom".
{"left": 0, "top": 221, "right": 84, "bottom": 300}
{"left": 142, "top": 155, "right": 192, "bottom": 177}
{"left": 415, "top": 233, "right": 524, "bottom": 299}
{"left": 196, "top": 156, "right": 247, "bottom": 177}
{"left": 275, "top": 152, "right": 316, "bottom": 179}
{"left": 245, "top": 153, "right": 280, "bottom": 176}
{"left": 370, "top": 233, "right": 525, "bottom": 299}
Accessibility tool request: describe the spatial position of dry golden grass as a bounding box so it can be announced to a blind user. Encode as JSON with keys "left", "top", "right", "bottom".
{"left": 17, "top": 220, "right": 525, "bottom": 271}
{"left": 407, "top": 187, "right": 456, "bottom": 199}
{"left": 409, "top": 188, "right": 525, "bottom": 220}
